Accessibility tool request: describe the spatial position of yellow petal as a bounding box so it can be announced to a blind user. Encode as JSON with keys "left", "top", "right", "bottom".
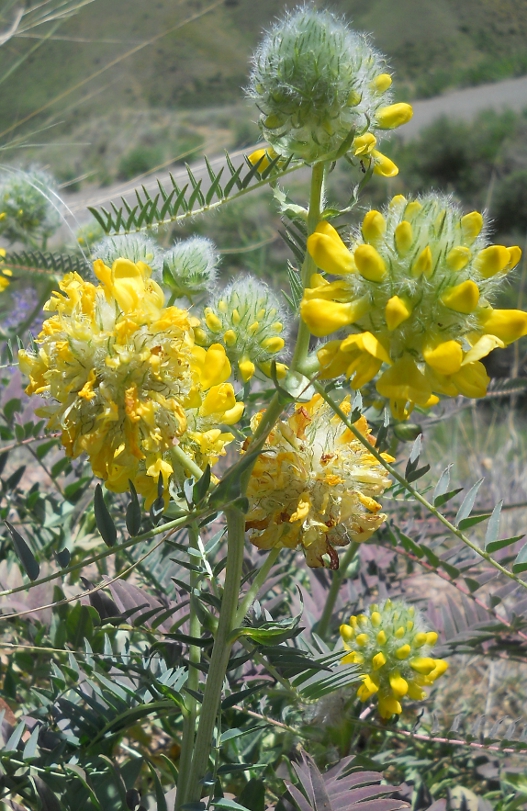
{"left": 507, "top": 245, "right": 522, "bottom": 269}
{"left": 389, "top": 672, "right": 408, "bottom": 697}
{"left": 405, "top": 200, "right": 422, "bottom": 220}
{"left": 423, "top": 340, "right": 463, "bottom": 375}
{"left": 446, "top": 245, "right": 471, "bottom": 271}
{"left": 261, "top": 336, "right": 285, "bottom": 352}
{"left": 372, "top": 73, "right": 392, "bottom": 92}
{"left": 372, "top": 150, "right": 398, "bottom": 178}
{"left": 376, "top": 356, "right": 432, "bottom": 407}
{"left": 205, "top": 310, "right": 222, "bottom": 332}
{"left": 222, "top": 402, "right": 245, "bottom": 424}
{"left": 354, "top": 244, "right": 386, "bottom": 281}
{"left": 353, "top": 132, "right": 377, "bottom": 156}
{"left": 372, "top": 652, "right": 386, "bottom": 670}
{"left": 409, "top": 657, "right": 437, "bottom": 675}
{"left": 395, "top": 644, "right": 411, "bottom": 659}
{"left": 413, "top": 633, "right": 427, "bottom": 647}
{"left": 385, "top": 295, "right": 411, "bottom": 330}
{"left": 378, "top": 695, "right": 402, "bottom": 718}
{"left": 461, "top": 334, "right": 504, "bottom": 365}
{"left": 474, "top": 245, "right": 511, "bottom": 278}
{"left": 480, "top": 308, "right": 527, "bottom": 344}
{"left": 193, "top": 343, "right": 231, "bottom": 389}
{"left": 300, "top": 299, "right": 356, "bottom": 337}
{"left": 200, "top": 383, "right": 236, "bottom": 416}
{"left": 238, "top": 359, "right": 256, "bottom": 382}
{"left": 450, "top": 361, "right": 489, "bottom": 398}
{"left": 376, "top": 102, "right": 413, "bottom": 129}
{"left": 460, "top": 211, "right": 483, "bottom": 243}
{"left": 394, "top": 221, "right": 413, "bottom": 256}
{"left": 377, "top": 630, "right": 387, "bottom": 645}
{"left": 426, "top": 631, "right": 438, "bottom": 645}
{"left": 441, "top": 280, "right": 480, "bottom": 313}
{"left": 428, "top": 659, "right": 449, "bottom": 681}
{"left": 340, "top": 331, "right": 391, "bottom": 364}
{"left": 407, "top": 682, "right": 427, "bottom": 700}
{"left": 307, "top": 230, "right": 356, "bottom": 275}
{"left": 371, "top": 611, "right": 382, "bottom": 627}
{"left": 362, "top": 210, "right": 386, "bottom": 242}
{"left": 411, "top": 246, "right": 433, "bottom": 277}
{"left": 340, "top": 624, "right": 354, "bottom": 642}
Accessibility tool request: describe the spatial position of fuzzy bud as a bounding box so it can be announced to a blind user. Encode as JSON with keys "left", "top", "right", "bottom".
{"left": 92, "top": 234, "right": 162, "bottom": 275}
{"left": 0, "top": 168, "right": 61, "bottom": 246}
{"left": 162, "top": 237, "right": 219, "bottom": 300}
{"left": 247, "top": 7, "right": 410, "bottom": 163}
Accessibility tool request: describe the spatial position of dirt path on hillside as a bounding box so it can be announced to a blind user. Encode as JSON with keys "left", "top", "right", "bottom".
{"left": 61, "top": 74, "right": 527, "bottom": 229}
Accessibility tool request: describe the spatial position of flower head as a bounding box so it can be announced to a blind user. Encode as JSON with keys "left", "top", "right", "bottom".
{"left": 340, "top": 599, "right": 448, "bottom": 719}
{"left": 163, "top": 237, "right": 219, "bottom": 300}
{"left": 19, "top": 259, "right": 242, "bottom": 507}
{"left": 301, "top": 194, "right": 527, "bottom": 418}
{"left": 245, "top": 394, "right": 392, "bottom": 568}
{"left": 0, "top": 249, "right": 12, "bottom": 292}
{"left": 0, "top": 168, "right": 61, "bottom": 245}
{"left": 76, "top": 219, "right": 105, "bottom": 250}
{"left": 195, "top": 276, "right": 288, "bottom": 382}
{"left": 92, "top": 234, "right": 162, "bottom": 274}
{"left": 247, "top": 6, "right": 412, "bottom": 165}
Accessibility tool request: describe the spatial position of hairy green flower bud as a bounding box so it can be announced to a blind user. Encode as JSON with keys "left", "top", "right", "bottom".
{"left": 248, "top": 6, "right": 411, "bottom": 164}
{"left": 92, "top": 234, "right": 162, "bottom": 274}
{"left": 195, "top": 276, "right": 288, "bottom": 382}
{"left": 163, "top": 237, "right": 218, "bottom": 300}
{"left": 0, "top": 168, "right": 61, "bottom": 246}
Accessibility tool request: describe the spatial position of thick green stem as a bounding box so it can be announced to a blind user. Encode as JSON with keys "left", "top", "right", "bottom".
{"left": 315, "top": 541, "right": 359, "bottom": 640}
{"left": 291, "top": 161, "right": 326, "bottom": 374}
{"left": 171, "top": 443, "right": 206, "bottom": 480}
{"left": 176, "top": 523, "right": 202, "bottom": 809}
{"left": 185, "top": 507, "right": 246, "bottom": 803}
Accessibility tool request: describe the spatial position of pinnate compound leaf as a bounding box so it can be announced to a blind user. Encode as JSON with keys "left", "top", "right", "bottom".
{"left": 94, "top": 483, "right": 117, "bottom": 547}
{"left": 5, "top": 521, "right": 40, "bottom": 580}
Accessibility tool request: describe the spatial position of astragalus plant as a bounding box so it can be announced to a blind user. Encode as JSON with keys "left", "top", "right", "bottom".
{"left": 2, "top": 5, "right": 527, "bottom": 811}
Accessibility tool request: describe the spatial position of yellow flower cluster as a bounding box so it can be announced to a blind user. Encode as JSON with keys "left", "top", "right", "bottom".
{"left": 19, "top": 259, "right": 243, "bottom": 507}
{"left": 0, "top": 248, "right": 12, "bottom": 292}
{"left": 340, "top": 600, "right": 448, "bottom": 719}
{"left": 301, "top": 194, "right": 527, "bottom": 419}
{"left": 194, "top": 277, "right": 288, "bottom": 382}
{"left": 245, "top": 394, "right": 392, "bottom": 569}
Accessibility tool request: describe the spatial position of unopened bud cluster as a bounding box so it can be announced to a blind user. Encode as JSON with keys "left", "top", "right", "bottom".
{"left": 162, "top": 237, "right": 218, "bottom": 300}
{"left": 194, "top": 277, "right": 288, "bottom": 382}
{"left": 340, "top": 599, "right": 448, "bottom": 718}
{"left": 302, "top": 193, "right": 527, "bottom": 419}
{"left": 92, "top": 234, "right": 162, "bottom": 274}
{"left": 0, "top": 168, "right": 61, "bottom": 246}
{"left": 248, "top": 7, "right": 412, "bottom": 167}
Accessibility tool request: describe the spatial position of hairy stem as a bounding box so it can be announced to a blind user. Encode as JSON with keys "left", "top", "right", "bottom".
{"left": 176, "top": 522, "right": 203, "bottom": 809}
{"left": 185, "top": 507, "right": 246, "bottom": 802}
{"left": 291, "top": 161, "right": 326, "bottom": 373}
